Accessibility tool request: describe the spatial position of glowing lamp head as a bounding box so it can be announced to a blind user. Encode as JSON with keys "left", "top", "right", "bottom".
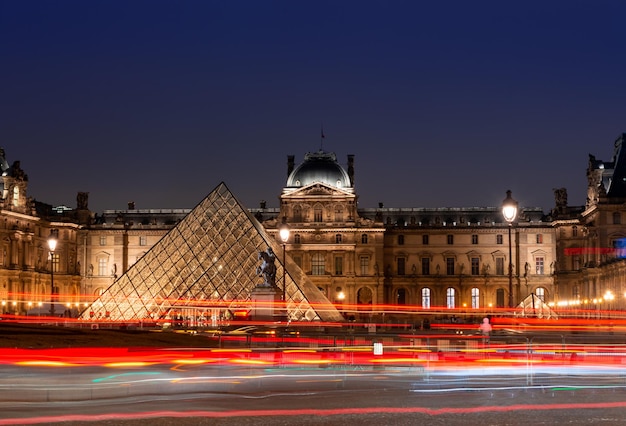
{"left": 279, "top": 218, "right": 290, "bottom": 243}
{"left": 502, "top": 190, "right": 518, "bottom": 223}
{"left": 47, "top": 232, "right": 58, "bottom": 252}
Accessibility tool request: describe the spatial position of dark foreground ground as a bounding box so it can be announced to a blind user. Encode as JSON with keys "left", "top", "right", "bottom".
{"left": 0, "top": 322, "right": 216, "bottom": 349}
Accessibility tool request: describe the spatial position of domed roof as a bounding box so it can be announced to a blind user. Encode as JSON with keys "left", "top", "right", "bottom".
{"left": 286, "top": 150, "right": 351, "bottom": 189}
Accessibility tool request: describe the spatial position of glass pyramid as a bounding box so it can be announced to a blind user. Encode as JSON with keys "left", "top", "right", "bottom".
{"left": 80, "top": 182, "right": 343, "bottom": 324}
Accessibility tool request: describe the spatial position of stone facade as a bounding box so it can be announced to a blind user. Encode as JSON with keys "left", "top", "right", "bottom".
{"left": 3, "top": 134, "right": 626, "bottom": 317}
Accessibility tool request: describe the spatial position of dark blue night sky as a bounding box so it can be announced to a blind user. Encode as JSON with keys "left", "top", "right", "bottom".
{"left": 2, "top": 1, "right": 625, "bottom": 213}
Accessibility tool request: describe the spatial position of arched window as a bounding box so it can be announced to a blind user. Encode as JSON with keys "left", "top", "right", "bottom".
{"left": 396, "top": 288, "right": 407, "bottom": 305}
{"left": 536, "top": 287, "right": 546, "bottom": 302}
{"left": 446, "top": 287, "right": 456, "bottom": 309}
{"left": 471, "top": 287, "right": 480, "bottom": 308}
{"left": 421, "top": 288, "right": 431, "bottom": 309}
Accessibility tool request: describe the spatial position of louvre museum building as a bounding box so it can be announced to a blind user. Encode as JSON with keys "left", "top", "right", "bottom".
{"left": 2, "top": 134, "right": 626, "bottom": 323}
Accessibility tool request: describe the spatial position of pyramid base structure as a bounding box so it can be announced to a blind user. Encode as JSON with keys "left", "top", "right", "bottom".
{"left": 80, "top": 182, "right": 344, "bottom": 324}
{"left": 516, "top": 293, "right": 558, "bottom": 319}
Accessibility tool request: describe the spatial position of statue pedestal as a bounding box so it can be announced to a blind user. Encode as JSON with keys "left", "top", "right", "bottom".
{"left": 250, "top": 286, "right": 282, "bottom": 321}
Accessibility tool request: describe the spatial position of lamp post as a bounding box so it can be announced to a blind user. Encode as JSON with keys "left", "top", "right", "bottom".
{"left": 502, "top": 190, "right": 518, "bottom": 308}
{"left": 48, "top": 230, "right": 58, "bottom": 317}
{"left": 278, "top": 218, "right": 290, "bottom": 310}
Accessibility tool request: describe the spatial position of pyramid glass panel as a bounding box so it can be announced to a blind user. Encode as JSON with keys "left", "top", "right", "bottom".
{"left": 81, "top": 182, "right": 343, "bottom": 323}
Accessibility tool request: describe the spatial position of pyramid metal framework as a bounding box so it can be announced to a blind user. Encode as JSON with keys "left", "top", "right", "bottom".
{"left": 80, "top": 182, "right": 343, "bottom": 323}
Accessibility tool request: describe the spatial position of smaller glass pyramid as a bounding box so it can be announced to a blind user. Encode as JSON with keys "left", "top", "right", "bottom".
{"left": 80, "top": 182, "right": 343, "bottom": 324}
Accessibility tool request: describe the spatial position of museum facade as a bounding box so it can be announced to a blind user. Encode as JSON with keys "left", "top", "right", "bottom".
{"left": 2, "top": 134, "right": 626, "bottom": 319}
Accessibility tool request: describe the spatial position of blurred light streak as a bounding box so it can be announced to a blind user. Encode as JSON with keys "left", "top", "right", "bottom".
{"left": 4, "top": 401, "right": 626, "bottom": 425}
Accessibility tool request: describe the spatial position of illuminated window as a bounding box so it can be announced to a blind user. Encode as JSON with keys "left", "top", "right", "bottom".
{"left": 99, "top": 236, "right": 106, "bottom": 246}
{"left": 360, "top": 256, "right": 369, "bottom": 275}
{"left": 471, "top": 234, "right": 478, "bottom": 244}
{"left": 421, "top": 257, "right": 430, "bottom": 275}
{"left": 421, "top": 288, "right": 431, "bottom": 309}
{"left": 446, "top": 257, "right": 455, "bottom": 275}
{"left": 471, "top": 287, "right": 480, "bottom": 308}
{"left": 311, "top": 253, "right": 325, "bottom": 275}
{"left": 446, "top": 287, "right": 456, "bottom": 309}
{"left": 51, "top": 253, "right": 59, "bottom": 273}
{"left": 496, "top": 234, "right": 503, "bottom": 244}
{"left": 98, "top": 258, "right": 108, "bottom": 276}
{"left": 535, "top": 257, "right": 544, "bottom": 275}
{"left": 12, "top": 187, "right": 19, "bottom": 206}
{"left": 536, "top": 287, "right": 545, "bottom": 301}
{"left": 139, "top": 236, "right": 147, "bottom": 246}
{"left": 471, "top": 257, "right": 480, "bottom": 275}
{"left": 536, "top": 234, "right": 543, "bottom": 244}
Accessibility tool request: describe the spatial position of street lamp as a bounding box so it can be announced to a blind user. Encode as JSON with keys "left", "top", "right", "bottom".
{"left": 278, "top": 218, "right": 290, "bottom": 308}
{"left": 502, "top": 190, "right": 518, "bottom": 308}
{"left": 48, "top": 230, "right": 58, "bottom": 317}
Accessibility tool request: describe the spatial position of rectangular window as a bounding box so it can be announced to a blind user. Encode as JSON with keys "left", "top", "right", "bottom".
{"left": 361, "top": 234, "right": 368, "bottom": 244}
{"left": 446, "top": 257, "right": 455, "bottom": 275}
{"left": 98, "top": 258, "right": 107, "bottom": 276}
{"left": 421, "top": 257, "right": 430, "bottom": 275}
{"left": 535, "top": 257, "right": 544, "bottom": 275}
{"left": 311, "top": 253, "right": 325, "bottom": 275}
{"left": 335, "top": 234, "right": 342, "bottom": 243}
{"left": 334, "top": 256, "right": 343, "bottom": 275}
{"left": 536, "top": 234, "right": 543, "bottom": 244}
{"left": 471, "top": 234, "right": 478, "bottom": 245}
{"left": 51, "top": 253, "right": 59, "bottom": 273}
{"left": 139, "top": 236, "right": 147, "bottom": 246}
{"left": 422, "top": 234, "right": 429, "bottom": 245}
{"left": 496, "top": 257, "right": 504, "bottom": 275}
{"left": 360, "top": 256, "right": 369, "bottom": 275}
{"left": 496, "top": 234, "right": 503, "bottom": 244}
{"left": 99, "top": 236, "right": 106, "bottom": 246}
{"left": 398, "top": 235, "right": 405, "bottom": 245}
{"left": 447, "top": 235, "right": 454, "bottom": 245}
{"left": 314, "top": 207, "right": 323, "bottom": 222}
{"left": 471, "top": 257, "right": 480, "bottom": 275}
{"left": 397, "top": 257, "right": 406, "bottom": 276}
